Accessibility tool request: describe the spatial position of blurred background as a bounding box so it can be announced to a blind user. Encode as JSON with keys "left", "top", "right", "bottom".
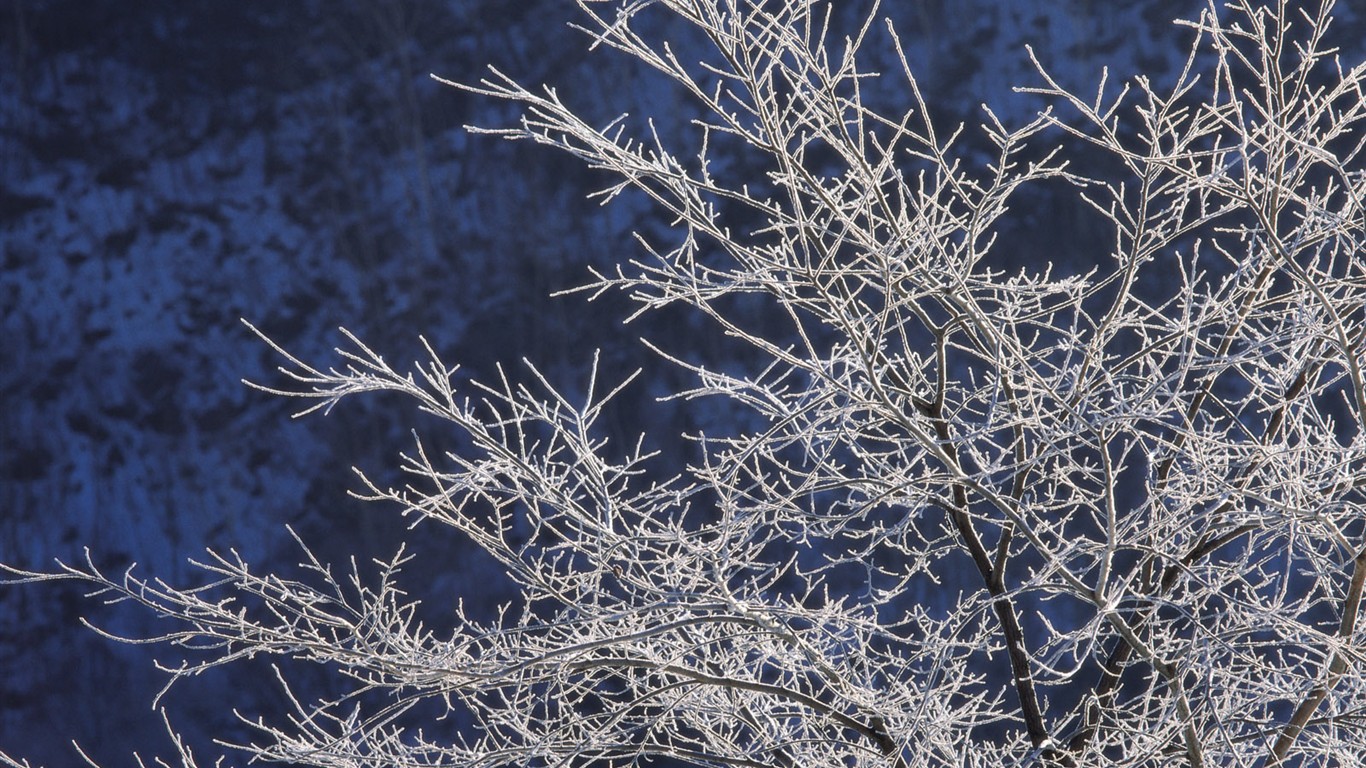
{"left": 4, "top": 1, "right": 1357, "bottom": 764}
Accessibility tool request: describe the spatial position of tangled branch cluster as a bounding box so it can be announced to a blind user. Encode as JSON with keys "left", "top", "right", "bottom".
{"left": 6, "top": 1, "right": 1366, "bottom": 766}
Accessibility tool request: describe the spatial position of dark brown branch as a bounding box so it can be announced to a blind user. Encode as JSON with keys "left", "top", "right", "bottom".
{"left": 1068, "top": 348, "right": 1316, "bottom": 757}
{"left": 1269, "top": 543, "right": 1366, "bottom": 764}
{"left": 927, "top": 410, "right": 1059, "bottom": 762}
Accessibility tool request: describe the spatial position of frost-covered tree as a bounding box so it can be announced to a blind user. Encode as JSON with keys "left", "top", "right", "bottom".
{"left": 6, "top": 0, "right": 1366, "bottom": 766}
